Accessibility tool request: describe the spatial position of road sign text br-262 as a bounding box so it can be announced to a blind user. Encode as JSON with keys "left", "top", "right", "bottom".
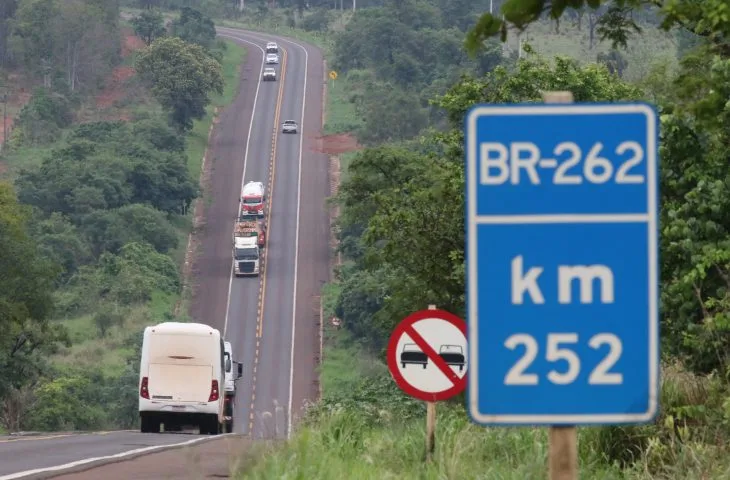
{"left": 465, "top": 103, "right": 659, "bottom": 426}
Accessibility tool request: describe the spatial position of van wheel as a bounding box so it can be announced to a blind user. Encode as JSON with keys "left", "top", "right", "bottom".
{"left": 140, "top": 415, "right": 159, "bottom": 433}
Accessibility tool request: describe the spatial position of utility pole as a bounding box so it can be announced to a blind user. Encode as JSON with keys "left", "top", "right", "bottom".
{"left": 1, "top": 87, "right": 7, "bottom": 153}
{"left": 490, "top": 0, "right": 493, "bottom": 14}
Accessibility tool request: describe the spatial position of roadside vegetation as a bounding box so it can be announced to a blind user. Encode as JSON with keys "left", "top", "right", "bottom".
{"left": 188, "top": 1, "right": 730, "bottom": 478}
{"left": 0, "top": 2, "right": 244, "bottom": 432}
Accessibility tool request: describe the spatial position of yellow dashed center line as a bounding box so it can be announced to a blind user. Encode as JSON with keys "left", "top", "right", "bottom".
{"left": 249, "top": 45, "right": 288, "bottom": 435}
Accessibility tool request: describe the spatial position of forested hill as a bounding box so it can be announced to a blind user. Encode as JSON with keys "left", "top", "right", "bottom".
{"left": 0, "top": 1, "right": 230, "bottom": 432}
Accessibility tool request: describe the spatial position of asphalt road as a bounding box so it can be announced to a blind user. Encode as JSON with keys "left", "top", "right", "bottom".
{"left": 0, "top": 431, "right": 212, "bottom": 479}
{"left": 0, "top": 26, "right": 330, "bottom": 479}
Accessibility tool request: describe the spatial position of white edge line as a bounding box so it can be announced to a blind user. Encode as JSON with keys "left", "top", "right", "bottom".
{"left": 217, "top": 34, "right": 265, "bottom": 339}
{"left": 218, "top": 27, "right": 310, "bottom": 439}
{"left": 0, "top": 435, "right": 234, "bottom": 480}
{"left": 286, "top": 38, "right": 308, "bottom": 441}
{"left": 466, "top": 105, "right": 660, "bottom": 424}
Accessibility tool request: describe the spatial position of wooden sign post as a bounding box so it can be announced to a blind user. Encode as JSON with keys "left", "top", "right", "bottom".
{"left": 425, "top": 304, "right": 437, "bottom": 461}
{"left": 542, "top": 90, "right": 578, "bottom": 480}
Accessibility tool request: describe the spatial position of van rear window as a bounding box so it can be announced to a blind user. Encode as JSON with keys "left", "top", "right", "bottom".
{"left": 149, "top": 333, "right": 219, "bottom": 365}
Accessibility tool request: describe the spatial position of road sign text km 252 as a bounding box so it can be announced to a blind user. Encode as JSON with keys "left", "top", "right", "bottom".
{"left": 465, "top": 103, "right": 659, "bottom": 426}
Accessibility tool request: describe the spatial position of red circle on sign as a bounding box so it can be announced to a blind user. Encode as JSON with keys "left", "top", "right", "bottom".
{"left": 387, "top": 308, "right": 467, "bottom": 402}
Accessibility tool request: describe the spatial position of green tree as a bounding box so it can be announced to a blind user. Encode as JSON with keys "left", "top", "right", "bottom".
{"left": 466, "top": 0, "right": 730, "bottom": 55}
{"left": 169, "top": 7, "right": 216, "bottom": 50}
{"left": 337, "top": 55, "right": 641, "bottom": 341}
{"left": 32, "top": 212, "right": 93, "bottom": 282}
{"left": 81, "top": 204, "right": 179, "bottom": 255}
{"left": 0, "top": 183, "right": 67, "bottom": 403}
{"left": 11, "top": 0, "right": 119, "bottom": 92}
{"left": 131, "top": 9, "right": 167, "bottom": 46}
{"left": 0, "top": 0, "right": 18, "bottom": 67}
{"left": 25, "top": 375, "right": 106, "bottom": 431}
{"left": 135, "top": 36, "right": 223, "bottom": 131}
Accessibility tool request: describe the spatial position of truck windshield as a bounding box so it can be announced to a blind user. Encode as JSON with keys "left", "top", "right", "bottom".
{"left": 235, "top": 247, "right": 259, "bottom": 260}
{"left": 243, "top": 197, "right": 261, "bottom": 204}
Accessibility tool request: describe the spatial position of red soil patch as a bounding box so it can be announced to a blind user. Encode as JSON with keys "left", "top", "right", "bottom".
{"left": 314, "top": 133, "right": 362, "bottom": 155}
{"left": 95, "top": 66, "right": 135, "bottom": 109}
{"left": 121, "top": 32, "right": 146, "bottom": 58}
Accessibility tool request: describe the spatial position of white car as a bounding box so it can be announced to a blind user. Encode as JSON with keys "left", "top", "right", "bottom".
{"left": 263, "top": 68, "right": 276, "bottom": 81}
{"left": 282, "top": 120, "right": 298, "bottom": 134}
{"left": 266, "top": 42, "right": 278, "bottom": 54}
{"left": 265, "top": 53, "right": 279, "bottom": 64}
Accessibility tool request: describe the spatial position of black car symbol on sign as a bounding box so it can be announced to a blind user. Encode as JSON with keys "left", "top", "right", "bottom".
{"left": 438, "top": 344, "right": 465, "bottom": 371}
{"left": 400, "top": 343, "right": 427, "bottom": 369}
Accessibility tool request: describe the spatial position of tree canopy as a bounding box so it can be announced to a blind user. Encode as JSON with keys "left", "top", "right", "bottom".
{"left": 135, "top": 36, "right": 224, "bottom": 131}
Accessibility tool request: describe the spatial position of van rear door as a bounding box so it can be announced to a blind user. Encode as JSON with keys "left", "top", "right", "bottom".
{"left": 148, "top": 364, "right": 212, "bottom": 402}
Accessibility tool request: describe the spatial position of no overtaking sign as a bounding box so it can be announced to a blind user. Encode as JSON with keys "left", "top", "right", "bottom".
{"left": 387, "top": 308, "right": 468, "bottom": 402}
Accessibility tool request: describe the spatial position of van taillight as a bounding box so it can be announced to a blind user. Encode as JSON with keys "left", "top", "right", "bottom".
{"left": 140, "top": 377, "right": 149, "bottom": 399}
{"left": 208, "top": 380, "right": 219, "bottom": 402}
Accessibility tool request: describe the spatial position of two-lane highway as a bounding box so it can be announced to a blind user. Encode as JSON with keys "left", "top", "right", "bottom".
{"left": 214, "top": 27, "right": 330, "bottom": 440}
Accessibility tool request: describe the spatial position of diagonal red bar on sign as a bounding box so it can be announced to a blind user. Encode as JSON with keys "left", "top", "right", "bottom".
{"left": 404, "top": 325, "right": 461, "bottom": 386}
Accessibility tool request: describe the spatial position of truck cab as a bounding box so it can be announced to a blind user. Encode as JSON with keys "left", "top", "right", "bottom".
{"left": 223, "top": 341, "right": 243, "bottom": 432}
{"left": 233, "top": 236, "right": 260, "bottom": 276}
{"left": 240, "top": 181, "right": 265, "bottom": 218}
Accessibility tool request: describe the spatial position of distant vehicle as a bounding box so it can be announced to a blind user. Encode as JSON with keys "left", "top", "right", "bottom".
{"left": 265, "top": 53, "right": 279, "bottom": 64}
{"left": 282, "top": 120, "right": 298, "bottom": 134}
{"left": 400, "top": 343, "right": 427, "bottom": 369}
{"left": 266, "top": 42, "right": 278, "bottom": 54}
{"left": 263, "top": 67, "right": 277, "bottom": 81}
{"left": 439, "top": 345, "right": 465, "bottom": 371}
{"left": 138, "top": 322, "right": 226, "bottom": 435}
{"left": 233, "top": 236, "right": 260, "bottom": 276}
{"left": 223, "top": 341, "right": 243, "bottom": 433}
{"left": 240, "top": 181, "right": 265, "bottom": 218}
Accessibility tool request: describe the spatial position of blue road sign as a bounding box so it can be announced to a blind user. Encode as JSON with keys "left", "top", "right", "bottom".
{"left": 465, "top": 103, "right": 659, "bottom": 426}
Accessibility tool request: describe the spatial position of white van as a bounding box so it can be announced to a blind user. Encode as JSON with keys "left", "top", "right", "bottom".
{"left": 138, "top": 322, "right": 228, "bottom": 435}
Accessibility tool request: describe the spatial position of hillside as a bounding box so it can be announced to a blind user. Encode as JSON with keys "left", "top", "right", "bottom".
{"left": 0, "top": 1, "right": 244, "bottom": 433}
